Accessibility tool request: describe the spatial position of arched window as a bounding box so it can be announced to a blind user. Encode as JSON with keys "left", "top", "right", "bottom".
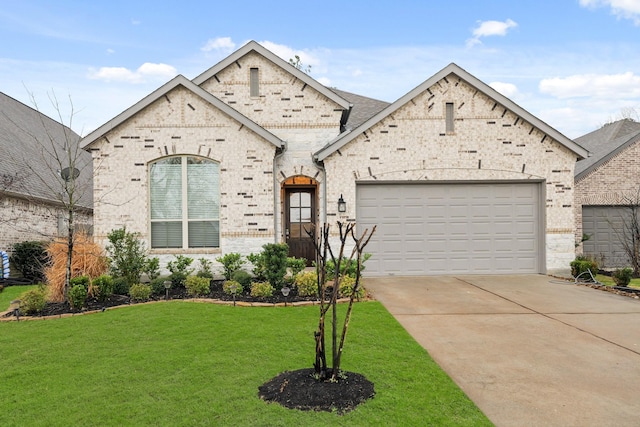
{"left": 149, "top": 156, "right": 219, "bottom": 248}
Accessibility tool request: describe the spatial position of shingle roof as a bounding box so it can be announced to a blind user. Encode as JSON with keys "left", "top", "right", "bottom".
{"left": 0, "top": 92, "right": 92, "bottom": 209}
{"left": 329, "top": 88, "right": 390, "bottom": 130}
{"left": 574, "top": 119, "right": 640, "bottom": 181}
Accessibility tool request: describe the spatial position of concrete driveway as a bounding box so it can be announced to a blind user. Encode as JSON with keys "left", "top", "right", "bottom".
{"left": 365, "top": 275, "right": 640, "bottom": 427}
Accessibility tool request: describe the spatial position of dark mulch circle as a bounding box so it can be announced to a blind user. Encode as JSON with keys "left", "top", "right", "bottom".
{"left": 258, "top": 368, "right": 375, "bottom": 414}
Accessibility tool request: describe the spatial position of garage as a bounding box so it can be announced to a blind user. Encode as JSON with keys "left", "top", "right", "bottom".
{"left": 357, "top": 182, "right": 543, "bottom": 276}
{"left": 582, "top": 206, "right": 633, "bottom": 268}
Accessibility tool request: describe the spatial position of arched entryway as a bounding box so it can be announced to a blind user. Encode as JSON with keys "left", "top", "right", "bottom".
{"left": 282, "top": 175, "right": 318, "bottom": 265}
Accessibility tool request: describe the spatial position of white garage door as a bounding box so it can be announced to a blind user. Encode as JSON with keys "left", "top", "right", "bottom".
{"left": 357, "top": 183, "right": 542, "bottom": 276}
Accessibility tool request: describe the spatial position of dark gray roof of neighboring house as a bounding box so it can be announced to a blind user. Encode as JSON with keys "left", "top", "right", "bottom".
{"left": 574, "top": 119, "right": 640, "bottom": 181}
{"left": 329, "top": 88, "right": 390, "bottom": 130}
{"left": 0, "top": 92, "right": 92, "bottom": 209}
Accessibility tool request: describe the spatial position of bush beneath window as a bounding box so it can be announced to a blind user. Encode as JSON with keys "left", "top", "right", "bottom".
{"left": 231, "top": 270, "right": 253, "bottom": 288}
{"left": 150, "top": 276, "right": 170, "bottom": 296}
{"left": 223, "top": 280, "right": 243, "bottom": 296}
{"left": 250, "top": 281, "right": 274, "bottom": 298}
{"left": 19, "top": 286, "right": 48, "bottom": 314}
{"left": 112, "top": 277, "right": 130, "bottom": 296}
{"left": 91, "top": 274, "right": 114, "bottom": 301}
{"left": 216, "top": 253, "right": 244, "bottom": 280}
{"left": 294, "top": 271, "right": 318, "bottom": 297}
{"left": 185, "top": 275, "right": 211, "bottom": 297}
{"left": 129, "top": 284, "right": 151, "bottom": 302}
{"left": 613, "top": 267, "right": 633, "bottom": 287}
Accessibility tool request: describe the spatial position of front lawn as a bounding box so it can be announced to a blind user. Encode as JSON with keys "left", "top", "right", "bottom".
{"left": 0, "top": 284, "right": 37, "bottom": 311}
{"left": 595, "top": 274, "right": 640, "bottom": 288}
{"left": 0, "top": 301, "right": 491, "bottom": 426}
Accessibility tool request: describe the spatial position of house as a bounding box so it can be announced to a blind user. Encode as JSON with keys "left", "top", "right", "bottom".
{"left": 81, "top": 41, "right": 588, "bottom": 276}
{"left": 574, "top": 119, "right": 640, "bottom": 268}
{"left": 0, "top": 92, "right": 93, "bottom": 255}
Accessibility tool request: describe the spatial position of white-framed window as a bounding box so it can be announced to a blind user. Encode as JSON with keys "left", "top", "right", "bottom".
{"left": 149, "top": 156, "right": 220, "bottom": 249}
{"left": 445, "top": 102, "right": 455, "bottom": 133}
{"left": 250, "top": 67, "right": 259, "bottom": 97}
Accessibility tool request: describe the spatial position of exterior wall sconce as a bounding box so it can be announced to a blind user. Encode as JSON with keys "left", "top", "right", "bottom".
{"left": 338, "top": 194, "right": 346, "bottom": 213}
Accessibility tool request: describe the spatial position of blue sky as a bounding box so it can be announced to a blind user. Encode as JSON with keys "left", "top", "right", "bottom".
{"left": 1, "top": 0, "right": 639, "bottom": 138}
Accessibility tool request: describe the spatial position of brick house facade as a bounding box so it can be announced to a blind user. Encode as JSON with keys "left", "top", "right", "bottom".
{"left": 82, "top": 41, "right": 588, "bottom": 276}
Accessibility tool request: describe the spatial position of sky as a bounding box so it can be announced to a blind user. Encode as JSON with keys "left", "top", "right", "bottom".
{"left": 1, "top": 0, "right": 640, "bottom": 139}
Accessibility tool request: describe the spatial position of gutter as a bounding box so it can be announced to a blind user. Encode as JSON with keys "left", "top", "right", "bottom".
{"left": 312, "top": 155, "right": 327, "bottom": 225}
{"left": 273, "top": 141, "right": 288, "bottom": 243}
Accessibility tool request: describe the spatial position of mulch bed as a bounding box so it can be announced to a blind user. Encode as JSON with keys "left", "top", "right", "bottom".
{"left": 258, "top": 368, "right": 375, "bottom": 414}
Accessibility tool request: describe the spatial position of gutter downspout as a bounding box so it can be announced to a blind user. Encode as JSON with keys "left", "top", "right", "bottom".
{"left": 273, "top": 141, "right": 288, "bottom": 243}
{"left": 313, "top": 154, "right": 327, "bottom": 225}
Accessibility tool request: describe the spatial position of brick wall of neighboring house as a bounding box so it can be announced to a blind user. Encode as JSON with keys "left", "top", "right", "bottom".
{"left": 89, "top": 85, "right": 279, "bottom": 268}
{"left": 574, "top": 140, "right": 640, "bottom": 251}
{"left": 322, "top": 73, "right": 578, "bottom": 272}
{"left": 0, "top": 194, "right": 92, "bottom": 255}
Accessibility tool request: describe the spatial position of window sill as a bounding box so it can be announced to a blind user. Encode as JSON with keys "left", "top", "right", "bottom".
{"left": 150, "top": 248, "right": 222, "bottom": 255}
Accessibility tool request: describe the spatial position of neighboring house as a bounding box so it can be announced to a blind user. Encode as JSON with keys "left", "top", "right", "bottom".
{"left": 81, "top": 41, "right": 587, "bottom": 276}
{"left": 0, "top": 92, "right": 93, "bottom": 254}
{"left": 574, "top": 119, "right": 640, "bottom": 268}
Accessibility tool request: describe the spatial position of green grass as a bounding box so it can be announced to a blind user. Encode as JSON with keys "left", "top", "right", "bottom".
{"left": 0, "top": 301, "right": 491, "bottom": 426}
{"left": 0, "top": 285, "right": 38, "bottom": 311}
{"left": 595, "top": 274, "right": 640, "bottom": 288}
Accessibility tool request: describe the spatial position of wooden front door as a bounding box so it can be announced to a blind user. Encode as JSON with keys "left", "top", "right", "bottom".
{"left": 285, "top": 188, "right": 316, "bottom": 264}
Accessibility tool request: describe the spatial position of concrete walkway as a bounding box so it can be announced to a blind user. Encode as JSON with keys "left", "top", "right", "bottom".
{"left": 365, "top": 275, "right": 640, "bottom": 427}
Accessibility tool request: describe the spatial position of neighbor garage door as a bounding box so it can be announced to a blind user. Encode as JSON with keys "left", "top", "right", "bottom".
{"left": 582, "top": 206, "right": 631, "bottom": 268}
{"left": 357, "top": 182, "right": 542, "bottom": 276}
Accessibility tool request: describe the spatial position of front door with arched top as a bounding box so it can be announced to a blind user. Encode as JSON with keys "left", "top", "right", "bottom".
{"left": 285, "top": 187, "right": 316, "bottom": 265}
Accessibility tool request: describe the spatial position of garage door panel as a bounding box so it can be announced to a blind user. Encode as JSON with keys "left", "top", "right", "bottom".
{"left": 582, "top": 206, "right": 633, "bottom": 268}
{"left": 357, "top": 183, "right": 541, "bottom": 275}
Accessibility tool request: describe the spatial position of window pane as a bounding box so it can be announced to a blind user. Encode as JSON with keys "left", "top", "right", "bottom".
{"left": 189, "top": 221, "right": 219, "bottom": 248}
{"left": 187, "top": 158, "right": 219, "bottom": 219}
{"left": 290, "top": 207, "right": 300, "bottom": 222}
{"left": 300, "top": 192, "right": 311, "bottom": 207}
{"left": 250, "top": 68, "right": 259, "bottom": 97}
{"left": 446, "top": 102, "right": 454, "bottom": 132}
{"left": 151, "top": 221, "right": 182, "bottom": 248}
{"left": 301, "top": 207, "right": 311, "bottom": 222}
{"left": 290, "top": 192, "right": 300, "bottom": 208}
{"left": 150, "top": 159, "right": 182, "bottom": 220}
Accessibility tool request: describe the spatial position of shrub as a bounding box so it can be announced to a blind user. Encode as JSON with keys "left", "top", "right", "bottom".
{"left": 250, "top": 281, "right": 274, "bottom": 298}
{"left": 231, "top": 270, "right": 253, "bottom": 288}
{"left": 19, "top": 286, "right": 47, "bottom": 314}
{"left": 570, "top": 256, "right": 598, "bottom": 278}
{"left": 338, "top": 275, "right": 365, "bottom": 299}
{"left": 216, "top": 253, "right": 244, "bottom": 280}
{"left": 294, "top": 271, "right": 318, "bottom": 297}
{"left": 143, "top": 257, "right": 160, "bottom": 281}
{"left": 223, "top": 280, "right": 243, "bottom": 296}
{"left": 106, "top": 227, "right": 149, "bottom": 286}
{"left": 112, "top": 277, "right": 130, "bottom": 295}
{"left": 325, "top": 254, "right": 372, "bottom": 280}
{"left": 129, "top": 284, "right": 151, "bottom": 302}
{"left": 260, "top": 243, "right": 289, "bottom": 290}
{"left": 69, "top": 284, "right": 87, "bottom": 310}
{"left": 196, "top": 257, "right": 214, "bottom": 279}
{"left": 613, "top": 267, "right": 633, "bottom": 287}
{"left": 184, "top": 275, "right": 211, "bottom": 297}
{"left": 246, "top": 253, "right": 266, "bottom": 281}
{"left": 167, "top": 255, "right": 194, "bottom": 287}
{"left": 69, "top": 275, "right": 90, "bottom": 290}
{"left": 91, "top": 274, "right": 114, "bottom": 301}
{"left": 10, "top": 240, "right": 49, "bottom": 281}
{"left": 150, "top": 276, "right": 171, "bottom": 296}
{"left": 287, "top": 257, "right": 307, "bottom": 278}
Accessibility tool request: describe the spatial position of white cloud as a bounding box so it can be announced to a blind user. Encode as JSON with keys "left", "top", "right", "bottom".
{"left": 580, "top": 0, "right": 640, "bottom": 25}
{"left": 257, "top": 40, "right": 320, "bottom": 69}
{"left": 88, "top": 62, "right": 177, "bottom": 83}
{"left": 201, "top": 37, "right": 236, "bottom": 52}
{"left": 539, "top": 72, "right": 640, "bottom": 99}
{"left": 466, "top": 19, "right": 518, "bottom": 47}
{"left": 489, "top": 81, "right": 519, "bottom": 98}
{"left": 106, "top": 48, "right": 115, "bottom": 54}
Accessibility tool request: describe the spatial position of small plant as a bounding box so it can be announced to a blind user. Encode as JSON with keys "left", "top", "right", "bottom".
{"left": 69, "top": 284, "right": 87, "bottom": 310}
{"left": 231, "top": 270, "right": 253, "bottom": 288}
{"left": 129, "top": 284, "right": 151, "bottom": 302}
{"left": 19, "top": 285, "right": 48, "bottom": 314}
{"left": 10, "top": 240, "right": 49, "bottom": 281}
{"left": 106, "top": 227, "right": 149, "bottom": 286}
{"left": 216, "top": 253, "right": 244, "bottom": 280}
{"left": 570, "top": 256, "right": 598, "bottom": 278}
{"left": 338, "top": 275, "right": 365, "bottom": 299}
{"left": 69, "top": 275, "right": 90, "bottom": 290}
{"left": 246, "top": 252, "right": 266, "bottom": 281}
{"left": 287, "top": 257, "right": 307, "bottom": 277}
{"left": 184, "top": 275, "right": 211, "bottom": 297}
{"left": 112, "top": 277, "right": 130, "bottom": 295}
{"left": 326, "top": 253, "right": 372, "bottom": 279}
{"left": 250, "top": 281, "right": 274, "bottom": 298}
{"left": 167, "top": 255, "right": 194, "bottom": 287}
{"left": 294, "top": 271, "right": 319, "bottom": 297}
{"left": 223, "top": 280, "right": 243, "bottom": 296}
{"left": 91, "top": 274, "right": 114, "bottom": 301}
{"left": 150, "top": 276, "right": 171, "bottom": 296}
{"left": 196, "top": 258, "right": 214, "bottom": 279}
{"left": 613, "top": 267, "right": 633, "bottom": 287}
{"left": 143, "top": 257, "right": 160, "bottom": 281}
{"left": 261, "top": 243, "right": 289, "bottom": 290}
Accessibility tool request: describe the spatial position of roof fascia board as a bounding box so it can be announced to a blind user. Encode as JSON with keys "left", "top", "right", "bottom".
{"left": 192, "top": 40, "right": 351, "bottom": 110}
{"left": 81, "top": 75, "right": 283, "bottom": 150}
{"left": 315, "top": 63, "right": 589, "bottom": 161}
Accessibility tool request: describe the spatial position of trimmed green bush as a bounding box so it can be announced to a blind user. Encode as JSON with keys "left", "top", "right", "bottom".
{"left": 613, "top": 267, "right": 633, "bottom": 287}
{"left": 570, "top": 257, "right": 598, "bottom": 277}
{"left": 10, "top": 240, "right": 49, "bottom": 281}
{"left": 246, "top": 252, "right": 266, "bottom": 281}
{"left": 250, "top": 281, "right": 274, "bottom": 298}
{"left": 294, "top": 271, "right": 318, "bottom": 297}
{"left": 19, "top": 286, "right": 47, "bottom": 314}
{"left": 216, "top": 253, "right": 244, "bottom": 280}
{"left": 150, "top": 276, "right": 171, "bottom": 296}
{"left": 338, "top": 275, "right": 365, "bottom": 299}
{"left": 167, "top": 255, "right": 194, "bottom": 288}
{"left": 286, "top": 257, "right": 307, "bottom": 278}
{"left": 69, "top": 284, "right": 87, "bottom": 310}
{"left": 196, "top": 258, "right": 214, "bottom": 279}
{"left": 143, "top": 257, "right": 160, "bottom": 281}
{"left": 69, "top": 275, "right": 90, "bottom": 291}
{"left": 112, "top": 277, "right": 130, "bottom": 296}
{"left": 129, "top": 284, "right": 151, "bottom": 302}
{"left": 231, "top": 270, "right": 253, "bottom": 288}
{"left": 223, "top": 280, "right": 243, "bottom": 296}
{"left": 326, "top": 253, "right": 372, "bottom": 279}
{"left": 91, "top": 275, "right": 114, "bottom": 301}
{"left": 106, "top": 227, "right": 149, "bottom": 286}
{"left": 184, "top": 275, "right": 211, "bottom": 297}
{"left": 260, "top": 243, "right": 289, "bottom": 290}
